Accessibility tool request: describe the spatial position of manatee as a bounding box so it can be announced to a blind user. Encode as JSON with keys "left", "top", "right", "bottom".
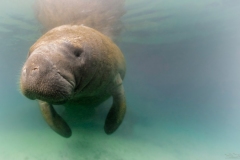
{"left": 20, "top": 25, "right": 126, "bottom": 138}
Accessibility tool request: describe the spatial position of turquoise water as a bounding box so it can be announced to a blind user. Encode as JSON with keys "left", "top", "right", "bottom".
{"left": 1, "top": 0, "right": 240, "bottom": 159}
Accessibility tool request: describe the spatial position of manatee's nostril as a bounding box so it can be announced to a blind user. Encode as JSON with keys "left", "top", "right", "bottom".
{"left": 30, "top": 66, "right": 39, "bottom": 76}
{"left": 22, "top": 68, "right": 26, "bottom": 76}
{"left": 32, "top": 67, "right": 39, "bottom": 71}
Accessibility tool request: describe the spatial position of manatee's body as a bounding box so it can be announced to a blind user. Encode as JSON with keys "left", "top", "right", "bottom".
{"left": 20, "top": 25, "right": 126, "bottom": 138}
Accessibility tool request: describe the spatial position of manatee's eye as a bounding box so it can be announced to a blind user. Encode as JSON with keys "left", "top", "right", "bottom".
{"left": 73, "top": 48, "right": 83, "bottom": 57}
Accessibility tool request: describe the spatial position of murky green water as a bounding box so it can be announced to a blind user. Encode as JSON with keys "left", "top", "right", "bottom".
{"left": 1, "top": 0, "right": 240, "bottom": 159}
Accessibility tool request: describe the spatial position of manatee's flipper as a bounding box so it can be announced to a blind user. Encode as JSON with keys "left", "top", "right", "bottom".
{"left": 38, "top": 101, "right": 72, "bottom": 138}
{"left": 104, "top": 74, "right": 126, "bottom": 134}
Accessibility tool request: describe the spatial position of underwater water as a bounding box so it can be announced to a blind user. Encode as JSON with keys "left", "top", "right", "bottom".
{"left": 1, "top": 0, "right": 240, "bottom": 159}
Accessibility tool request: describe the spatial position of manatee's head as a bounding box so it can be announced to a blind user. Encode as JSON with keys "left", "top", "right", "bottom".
{"left": 20, "top": 41, "right": 97, "bottom": 105}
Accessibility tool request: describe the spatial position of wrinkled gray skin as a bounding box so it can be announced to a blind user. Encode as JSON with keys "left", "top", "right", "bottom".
{"left": 20, "top": 25, "right": 126, "bottom": 138}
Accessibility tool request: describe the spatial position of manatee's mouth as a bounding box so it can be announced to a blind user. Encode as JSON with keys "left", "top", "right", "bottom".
{"left": 20, "top": 66, "right": 75, "bottom": 105}
{"left": 57, "top": 72, "right": 75, "bottom": 90}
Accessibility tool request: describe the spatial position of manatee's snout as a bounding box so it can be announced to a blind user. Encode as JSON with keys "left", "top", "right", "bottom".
{"left": 20, "top": 66, "right": 38, "bottom": 100}
{"left": 20, "top": 53, "right": 74, "bottom": 104}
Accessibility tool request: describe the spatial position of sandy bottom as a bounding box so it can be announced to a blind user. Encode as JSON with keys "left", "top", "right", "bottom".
{"left": 0, "top": 121, "right": 238, "bottom": 160}
{"left": 0, "top": 125, "right": 169, "bottom": 160}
